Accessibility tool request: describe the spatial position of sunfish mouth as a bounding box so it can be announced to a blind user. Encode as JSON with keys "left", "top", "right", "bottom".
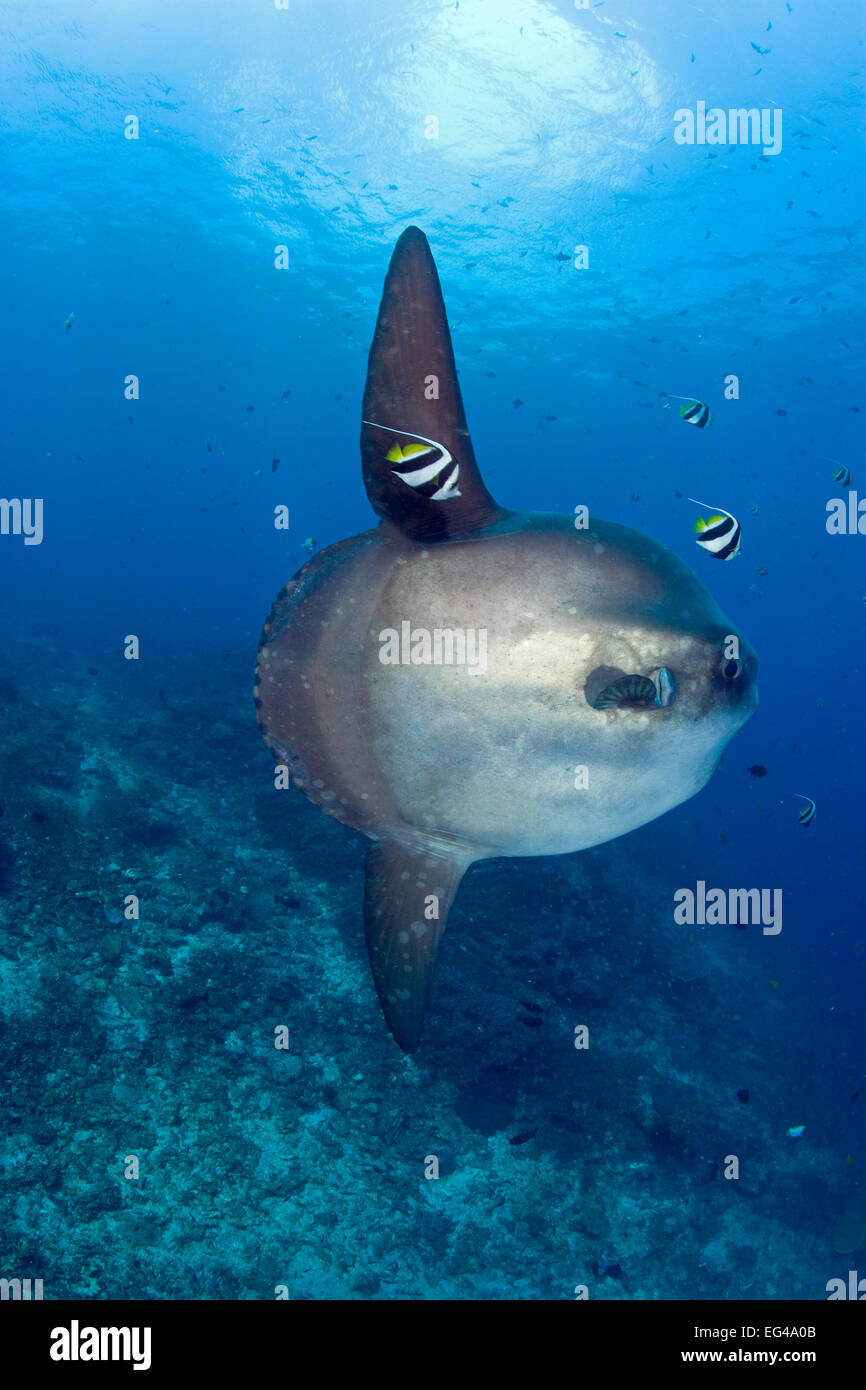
{"left": 592, "top": 666, "right": 676, "bottom": 711}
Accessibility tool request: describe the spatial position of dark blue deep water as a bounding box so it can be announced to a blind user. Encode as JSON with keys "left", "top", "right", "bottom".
{"left": 1, "top": 0, "right": 864, "bottom": 1301}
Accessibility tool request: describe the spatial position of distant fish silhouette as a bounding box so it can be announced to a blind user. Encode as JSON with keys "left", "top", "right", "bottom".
{"left": 794, "top": 794, "right": 816, "bottom": 827}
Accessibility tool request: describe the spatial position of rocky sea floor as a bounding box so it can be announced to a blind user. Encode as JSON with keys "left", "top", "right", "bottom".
{"left": 0, "top": 635, "right": 862, "bottom": 1301}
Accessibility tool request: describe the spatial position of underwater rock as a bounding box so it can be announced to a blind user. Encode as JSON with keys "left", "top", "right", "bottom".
{"left": 124, "top": 814, "right": 180, "bottom": 848}
{"left": 455, "top": 1072, "right": 518, "bottom": 1136}
{"left": 833, "top": 1211, "right": 866, "bottom": 1254}
{"left": 577, "top": 1205, "right": 611, "bottom": 1240}
{"left": 0, "top": 839, "right": 14, "bottom": 894}
{"left": 429, "top": 1144, "right": 457, "bottom": 1176}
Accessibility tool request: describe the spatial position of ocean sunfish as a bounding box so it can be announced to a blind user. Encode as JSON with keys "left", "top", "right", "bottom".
{"left": 255, "top": 227, "right": 758, "bottom": 1052}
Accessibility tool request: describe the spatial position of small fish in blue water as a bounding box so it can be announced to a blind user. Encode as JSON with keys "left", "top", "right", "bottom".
{"left": 749, "top": 764, "right": 768, "bottom": 778}
{"left": 795, "top": 794, "right": 816, "bottom": 827}
{"left": 736, "top": 1087, "right": 750, "bottom": 1103}
{"left": 64, "top": 312, "right": 75, "bottom": 331}
{"left": 670, "top": 396, "right": 712, "bottom": 428}
{"left": 787, "top": 1125, "right": 805, "bottom": 1139}
{"left": 302, "top": 536, "right": 317, "bottom": 553}
{"left": 832, "top": 463, "right": 852, "bottom": 487}
{"left": 508, "top": 1128, "right": 538, "bottom": 1146}
{"left": 751, "top": 42, "right": 771, "bottom": 55}
{"left": 689, "top": 499, "right": 742, "bottom": 560}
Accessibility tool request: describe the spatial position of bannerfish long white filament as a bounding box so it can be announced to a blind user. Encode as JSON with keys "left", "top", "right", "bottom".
{"left": 362, "top": 421, "right": 461, "bottom": 500}
{"left": 688, "top": 497, "right": 742, "bottom": 560}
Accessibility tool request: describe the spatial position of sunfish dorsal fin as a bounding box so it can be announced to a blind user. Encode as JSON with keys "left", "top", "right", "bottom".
{"left": 361, "top": 226, "right": 504, "bottom": 543}
{"left": 363, "top": 839, "right": 470, "bottom": 1052}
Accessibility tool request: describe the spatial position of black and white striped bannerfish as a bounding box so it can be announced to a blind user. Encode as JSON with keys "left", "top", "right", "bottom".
{"left": 669, "top": 395, "right": 713, "bottom": 428}
{"left": 795, "top": 795, "right": 817, "bottom": 822}
{"left": 795, "top": 794, "right": 816, "bottom": 827}
{"left": 830, "top": 461, "right": 852, "bottom": 488}
{"left": 363, "top": 422, "right": 462, "bottom": 501}
{"left": 688, "top": 498, "right": 742, "bottom": 560}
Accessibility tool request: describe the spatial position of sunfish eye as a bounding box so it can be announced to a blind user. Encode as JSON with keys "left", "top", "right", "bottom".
{"left": 722, "top": 658, "right": 742, "bottom": 681}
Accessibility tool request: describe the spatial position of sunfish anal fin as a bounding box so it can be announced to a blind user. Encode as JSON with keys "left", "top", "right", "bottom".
{"left": 361, "top": 226, "right": 505, "bottom": 543}
{"left": 363, "top": 839, "right": 469, "bottom": 1052}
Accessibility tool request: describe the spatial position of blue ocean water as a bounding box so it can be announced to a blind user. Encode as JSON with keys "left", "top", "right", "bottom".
{"left": 1, "top": 0, "right": 864, "bottom": 1301}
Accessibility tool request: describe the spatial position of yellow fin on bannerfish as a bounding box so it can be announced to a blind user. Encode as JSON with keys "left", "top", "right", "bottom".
{"left": 695, "top": 514, "right": 725, "bottom": 534}
{"left": 386, "top": 442, "right": 435, "bottom": 464}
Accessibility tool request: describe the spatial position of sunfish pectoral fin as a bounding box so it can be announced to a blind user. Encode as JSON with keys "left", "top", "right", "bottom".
{"left": 361, "top": 226, "right": 504, "bottom": 543}
{"left": 363, "top": 838, "right": 469, "bottom": 1052}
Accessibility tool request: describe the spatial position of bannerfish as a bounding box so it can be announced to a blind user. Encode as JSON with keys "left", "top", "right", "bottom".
{"left": 301, "top": 536, "right": 317, "bottom": 553}
{"left": 671, "top": 396, "right": 712, "bottom": 428}
{"left": 832, "top": 464, "right": 852, "bottom": 488}
{"left": 371, "top": 426, "right": 462, "bottom": 501}
{"left": 689, "top": 498, "right": 742, "bottom": 560}
{"left": 255, "top": 227, "right": 759, "bottom": 1051}
{"left": 795, "top": 794, "right": 816, "bottom": 827}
